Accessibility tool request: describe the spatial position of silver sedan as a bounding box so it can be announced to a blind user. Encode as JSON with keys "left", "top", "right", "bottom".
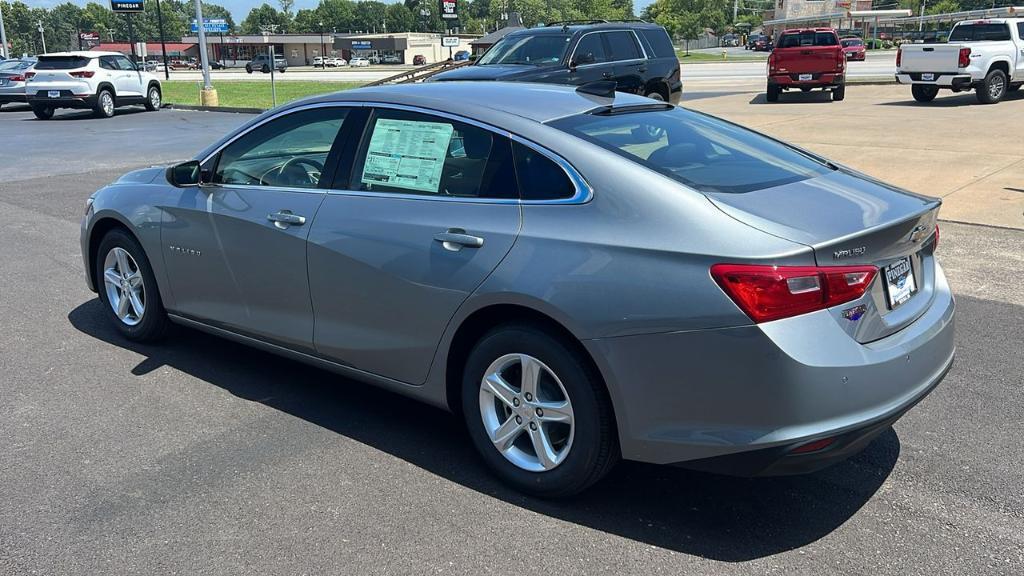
{"left": 80, "top": 82, "right": 955, "bottom": 497}
{"left": 0, "top": 58, "right": 37, "bottom": 108}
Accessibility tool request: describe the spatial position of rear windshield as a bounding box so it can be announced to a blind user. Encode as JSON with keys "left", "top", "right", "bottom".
{"left": 949, "top": 23, "right": 1011, "bottom": 41}
{"left": 841, "top": 38, "right": 863, "bottom": 47}
{"left": 639, "top": 28, "right": 676, "bottom": 58}
{"left": 35, "top": 56, "right": 91, "bottom": 69}
{"left": 779, "top": 31, "right": 838, "bottom": 48}
{"left": 0, "top": 59, "right": 34, "bottom": 71}
{"left": 477, "top": 33, "right": 571, "bottom": 66}
{"left": 549, "top": 108, "right": 831, "bottom": 194}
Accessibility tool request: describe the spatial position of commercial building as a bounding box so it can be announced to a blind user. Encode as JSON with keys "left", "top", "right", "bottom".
{"left": 180, "top": 32, "right": 476, "bottom": 68}
{"left": 89, "top": 42, "right": 197, "bottom": 60}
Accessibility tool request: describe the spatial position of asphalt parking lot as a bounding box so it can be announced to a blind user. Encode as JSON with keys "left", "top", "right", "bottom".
{"left": 1, "top": 92, "right": 1022, "bottom": 575}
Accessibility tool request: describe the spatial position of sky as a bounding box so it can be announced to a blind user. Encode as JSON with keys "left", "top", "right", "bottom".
{"left": 20, "top": 0, "right": 657, "bottom": 26}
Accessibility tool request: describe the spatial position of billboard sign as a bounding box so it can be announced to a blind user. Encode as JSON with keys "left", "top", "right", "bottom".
{"left": 190, "top": 19, "right": 230, "bottom": 34}
{"left": 80, "top": 32, "right": 101, "bottom": 48}
{"left": 440, "top": 0, "right": 458, "bottom": 20}
{"left": 110, "top": 0, "right": 144, "bottom": 13}
{"left": 441, "top": 36, "right": 459, "bottom": 48}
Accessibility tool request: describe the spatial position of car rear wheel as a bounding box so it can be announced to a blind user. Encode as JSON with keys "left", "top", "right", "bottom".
{"left": 766, "top": 83, "right": 780, "bottom": 102}
{"left": 144, "top": 85, "right": 161, "bottom": 111}
{"left": 911, "top": 84, "right": 939, "bottom": 103}
{"left": 31, "top": 105, "right": 54, "bottom": 120}
{"left": 246, "top": 65, "right": 253, "bottom": 74}
{"left": 94, "top": 89, "right": 115, "bottom": 118}
{"left": 461, "top": 324, "right": 617, "bottom": 497}
{"left": 832, "top": 83, "right": 846, "bottom": 101}
{"left": 976, "top": 69, "right": 1007, "bottom": 104}
{"left": 95, "top": 229, "right": 169, "bottom": 342}
{"left": 262, "top": 64, "right": 270, "bottom": 73}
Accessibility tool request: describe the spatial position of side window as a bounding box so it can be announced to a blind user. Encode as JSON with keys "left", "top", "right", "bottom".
{"left": 1018, "top": 22, "right": 1024, "bottom": 38}
{"left": 573, "top": 33, "right": 609, "bottom": 65}
{"left": 214, "top": 107, "right": 348, "bottom": 189}
{"left": 99, "top": 56, "right": 118, "bottom": 71}
{"left": 640, "top": 29, "right": 675, "bottom": 58}
{"left": 114, "top": 56, "right": 136, "bottom": 70}
{"left": 353, "top": 109, "right": 516, "bottom": 199}
{"left": 513, "top": 142, "right": 576, "bottom": 201}
{"left": 606, "top": 31, "right": 642, "bottom": 62}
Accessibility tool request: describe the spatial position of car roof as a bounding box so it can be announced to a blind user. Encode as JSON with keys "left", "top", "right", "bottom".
{"left": 39, "top": 51, "right": 110, "bottom": 57}
{"left": 297, "top": 81, "right": 652, "bottom": 124}
{"left": 505, "top": 21, "right": 664, "bottom": 37}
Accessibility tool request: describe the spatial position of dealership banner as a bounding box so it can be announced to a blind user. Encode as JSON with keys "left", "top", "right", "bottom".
{"left": 440, "top": 0, "right": 458, "bottom": 20}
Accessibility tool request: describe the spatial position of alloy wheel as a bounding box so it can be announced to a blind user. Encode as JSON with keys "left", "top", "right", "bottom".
{"left": 478, "top": 353, "right": 575, "bottom": 472}
{"left": 989, "top": 75, "right": 1005, "bottom": 100}
{"left": 102, "top": 247, "right": 145, "bottom": 326}
{"left": 100, "top": 92, "right": 114, "bottom": 116}
{"left": 149, "top": 88, "right": 161, "bottom": 109}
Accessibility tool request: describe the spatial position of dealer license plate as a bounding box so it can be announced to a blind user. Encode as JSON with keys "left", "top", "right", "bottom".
{"left": 884, "top": 256, "right": 917, "bottom": 309}
{"left": 798, "top": 73, "right": 813, "bottom": 81}
{"left": 48, "top": 90, "right": 61, "bottom": 98}
{"left": 921, "top": 73, "right": 934, "bottom": 81}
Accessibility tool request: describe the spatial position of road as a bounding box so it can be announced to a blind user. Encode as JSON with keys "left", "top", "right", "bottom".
{"left": 0, "top": 104, "right": 1021, "bottom": 575}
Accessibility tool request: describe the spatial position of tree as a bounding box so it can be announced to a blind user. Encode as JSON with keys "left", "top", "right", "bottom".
{"left": 240, "top": 3, "right": 290, "bottom": 34}
{"left": 354, "top": 1, "right": 388, "bottom": 33}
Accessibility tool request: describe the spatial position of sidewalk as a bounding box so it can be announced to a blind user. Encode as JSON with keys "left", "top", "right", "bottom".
{"left": 684, "top": 83, "right": 1024, "bottom": 230}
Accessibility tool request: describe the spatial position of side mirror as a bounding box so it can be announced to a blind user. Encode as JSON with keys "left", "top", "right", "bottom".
{"left": 167, "top": 160, "right": 202, "bottom": 187}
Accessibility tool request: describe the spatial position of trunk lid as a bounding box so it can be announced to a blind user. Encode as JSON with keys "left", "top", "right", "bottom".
{"left": 898, "top": 44, "right": 964, "bottom": 73}
{"left": 705, "top": 169, "right": 941, "bottom": 342}
{"left": 773, "top": 46, "right": 841, "bottom": 74}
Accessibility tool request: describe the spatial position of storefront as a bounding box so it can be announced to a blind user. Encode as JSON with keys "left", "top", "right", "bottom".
{"left": 180, "top": 34, "right": 342, "bottom": 67}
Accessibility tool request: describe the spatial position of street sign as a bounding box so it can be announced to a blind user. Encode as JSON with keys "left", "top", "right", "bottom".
{"left": 190, "top": 19, "right": 229, "bottom": 34}
{"left": 110, "top": 0, "right": 144, "bottom": 13}
{"left": 440, "top": 0, "right": 458, "bottom": 20}
{"left": 441, "top": 36, "right": 459, "bottom": 48}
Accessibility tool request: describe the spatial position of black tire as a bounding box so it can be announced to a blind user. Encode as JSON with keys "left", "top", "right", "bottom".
{"left": 94, "top": 89, "right": 115, "bottom": 118}
{"left": 832, "top": 83, "right": 846, "bottom": 101}
{"left": 911, "top": 84, "right": 939, "bottom": 103}
{"left": 94, "top": 228, "right": 169, "bottom": 342}
{"left": 144, "top": 84, "right": 161, "bottom": 111}
{"left": 766, "top": 83, "right": 780, "bottom": 102}
{"left": 645, "top": 90, "right": 666, "bottom": 102}
{"left": 245, "top": 65, "right": 253, "bottom": 74}
{"left": 976, "top": 68, "right": 1007, "bottom": 104}
{"left": 461, "top": 324, "right": 618, "bottom": 498}
{"left": 262, "top": 64, "right": 270, "bottom": 74}
{"left": 31, "top": 105, "right": 54, "bottom": 120}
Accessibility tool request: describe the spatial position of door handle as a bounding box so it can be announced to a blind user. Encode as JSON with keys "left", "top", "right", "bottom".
{"left": 267, "top": 210, "right": 306, "bottom": 228}
{"left": 434, "top": 228, "right": 484, "bottom": 251}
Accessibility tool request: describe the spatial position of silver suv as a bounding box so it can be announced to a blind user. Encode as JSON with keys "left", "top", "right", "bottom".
{"left": 246, "top": 54, "right": 288, "bottom": 73}
{"left": 25, "top": 51, "right": 161, "bottom": 119}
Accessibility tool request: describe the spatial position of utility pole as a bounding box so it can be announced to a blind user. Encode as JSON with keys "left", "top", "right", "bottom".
{"left": 193, "top": 0, "right": 217, "bottom": 104}
{"left": 919, "top": 0, "right": 926, "bottom": 31}
{"left": 733, "top": 0, "right": 739, "bottom": 24}
{"left": 38, "top": 20, "right": 47, "bottom": 53}
{"left": 319, "top": 20, "right": 325, "bottom": 68}
{"left": 155, "top": 0, "right": 170, "bottom": 80}
{"left": 0, "top": 2, "right": 9, "bottom": 59}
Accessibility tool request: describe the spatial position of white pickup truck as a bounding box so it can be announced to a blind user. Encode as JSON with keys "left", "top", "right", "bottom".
{"left": 896, "top": 18, "right": 1024, "bottom": 104}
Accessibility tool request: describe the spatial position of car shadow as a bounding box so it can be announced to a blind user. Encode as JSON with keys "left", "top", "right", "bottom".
{"left": 0, "top": 102, "right": 31, "bottom": 112}
{"left": 878, "top": 89, "right": 1024, "bottom": 107}
{"left": 749, "top": 91, "right": 836, "bottom": 104}
{"left": 68, "top": 299, "right": 899, "bottom": 562}
{"left": 20, "top": 106, "right": 150, "bottom": 121}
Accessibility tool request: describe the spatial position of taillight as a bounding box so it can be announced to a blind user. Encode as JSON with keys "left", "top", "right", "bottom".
{"left": 25, "top": 71, "right": 35, "bottom": 80}
{"left": 958, "top": 47, "right": 971, "bottom": 68}
{"left": 933, "top": 224, "right": 940, "bottom": 250}
{"left": 8, "top": 74, "right": 25, "bottom": 82}
{"left": 767, "top": 53, "right": 775, "bottom": 73}
{"left": 70, "top": 70, "right": 96, "bottom": 78}
{"left": 710, "top": 264, "right": 878, "bottom": 323}
{"left": 896, "top": 48, "right": 902, "bottom": 67}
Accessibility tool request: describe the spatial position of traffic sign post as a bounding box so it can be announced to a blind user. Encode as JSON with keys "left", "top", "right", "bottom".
{"left": 192, "top": 0, "right": 217, "bottom": 105}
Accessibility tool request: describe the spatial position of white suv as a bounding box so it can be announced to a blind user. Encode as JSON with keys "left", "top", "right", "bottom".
{"left": 25, "top": 51, "right": 161, "bottom": 120}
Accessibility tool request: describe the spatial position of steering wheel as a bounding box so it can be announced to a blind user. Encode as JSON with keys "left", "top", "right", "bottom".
{"left": 263, "top": 157, "right": 325, "bottom": 187}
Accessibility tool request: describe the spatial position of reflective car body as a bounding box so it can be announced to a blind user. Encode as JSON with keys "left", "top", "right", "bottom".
{"left": 0, "top": 58, "right": 37, "bottom": 106}
{"left": 81, "top": 82, "right": 954, "bottom": 476}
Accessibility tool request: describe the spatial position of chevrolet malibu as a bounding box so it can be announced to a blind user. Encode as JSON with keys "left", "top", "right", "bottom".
{"left": 81, "top": 82, "right": 955, "bottom": 497}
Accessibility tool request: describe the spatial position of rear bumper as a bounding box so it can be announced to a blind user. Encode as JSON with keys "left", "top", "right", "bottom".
{"left": 584, "top": 261, "right": 955, "bottom": 474}
{"left": 895, "top": 73, "right": 974, "bottom": 89}
{"left": 0, "top": 93, "right": 27, "bottom": 103}
{"left": 769, "top": 73, "right": 844, "bottom": 87}
{"left": 27, "top": 92, "right": 98, "bottom": 109}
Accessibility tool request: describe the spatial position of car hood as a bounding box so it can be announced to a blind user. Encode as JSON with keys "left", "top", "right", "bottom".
{"left": 704, "top": 169, "right": 939, "bottom": 256}
{"left": 114, "top": 166, "right": 165, "bottom": 185}
{"left": 431, "top": 64, "right": 544, "bottom": 81}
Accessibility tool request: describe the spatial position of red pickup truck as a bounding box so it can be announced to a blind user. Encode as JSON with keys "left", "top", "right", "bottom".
{"left": 766, "top": 28, "right": 846, "bottom": 102}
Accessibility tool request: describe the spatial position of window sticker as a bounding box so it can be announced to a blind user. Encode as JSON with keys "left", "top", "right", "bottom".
{"left": 360, "top": 119, "right": 455, "bottom": 193}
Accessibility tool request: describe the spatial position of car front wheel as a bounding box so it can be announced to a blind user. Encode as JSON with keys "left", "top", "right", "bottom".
{"left": 144, "top": 85, "right": 161, "bottom": 111}
{"left": 461, "top": 324, "right": 617, "bottom": 497}
{"left": 95, "top": 229, "right": 168, "bottom": 342}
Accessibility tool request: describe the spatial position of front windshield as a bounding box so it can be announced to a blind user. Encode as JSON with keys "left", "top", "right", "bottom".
{"left": 477, "top": 34, "right": 571, "bottom": 66}
{"left": 841, "top": 39, "right": 863, "bottom": 47}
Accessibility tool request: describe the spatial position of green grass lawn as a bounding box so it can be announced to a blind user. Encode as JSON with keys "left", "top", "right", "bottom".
{"left": 161, "top": 80, "right": 365, "bottom": 109}
{"left": 676, "top": 51, "right": 765, "bottom": 63}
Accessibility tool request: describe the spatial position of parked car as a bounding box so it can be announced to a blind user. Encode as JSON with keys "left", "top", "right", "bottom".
{"left": 331, "top": 57, "right": 347, "bottom": 67}
{"left": 749, "top": 34, "right": 772, "bottom": 51}
{"left": 383, "top": 54, "right": 403, "bottom": 64}
{"left": 368, "top": 55, "right": 382, "bottom": 64}
{"left": 431, "top": 21, "right": 683, "bottom": 104}
{"left": 25, "top": 51, "right": 161, "bottom": 119}
{"left": 413, "top": 54, "right": 427, "bottom": 66}
{"left": 453, "top": 50, "right": 470, "bottom": 61}
{"left": 144, "top": 60, "right": 166, "bottom": 73}
{"left": 350, "top": 57, "right": 370, "bottom": 67}
{"left": 313, "top": 56, "right": 326, "bottom": 67}
{"left": 767, "top": 28, "right": 846, "bottom": 102}
{"left": 81, "top": 81, "right": 953, "bottom": 497}
{"left": 896, "top": 18, "right": 1024, "bottom": 104}
{"left": 0, "top": 57, "right": 37, "bottom": 109}
{"left": 246, "top": 54, "right": 287, "bottom": 73}
{"left": 721, "top": 33, "right": 739, "bottom": 47}
{"left": 841, "top": 37, "right": 867, "bottom": 61}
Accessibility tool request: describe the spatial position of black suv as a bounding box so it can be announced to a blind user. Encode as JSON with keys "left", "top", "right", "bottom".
{"left": 431, "top": 20, "right": 681, "bottom": 104}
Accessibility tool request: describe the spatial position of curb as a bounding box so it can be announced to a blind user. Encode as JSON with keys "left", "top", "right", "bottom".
{"left": 163, "top": 103, "right": 265, "bottom": 114}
